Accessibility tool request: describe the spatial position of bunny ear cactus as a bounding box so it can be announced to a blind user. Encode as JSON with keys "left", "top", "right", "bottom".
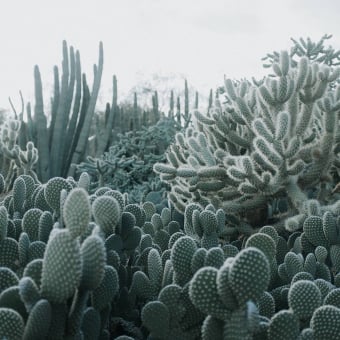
{"left": 268, "top": 310, "right": 300, "bottom": 340}
{"left": 44, "top": 177, "right": 73, "bottom": 217}
{"left": 0, "top": 307, "right": 25, "bottom": 340}
{"left": 63, "top": 187, "right": 91, "bottom": 238}
{"left": 310, "top": 305, "right": 340, "bottom": 340}
{"left": 40, "top": 229, "right": 82, "bottom": 303}
{"left": 0, "top": 205, "right": 8, "bottom": 241}
{"left": 171, "top": 236, "right": 198, "bottom": 286}
{"left": 91, "top": 265, "right": 119, "bottom": 311}
{"left": 79, "top": 235, "right": 106, "bottom": 291}
{"left": 288, "top": 280, "right": 322, "bottom": 321}
{"left": 22, "top": 299, "right": 51, "bottom": 340}
{"left": 22, "top": 208, "right": 43, "bottom": 242}
{"left": 92, "top": 195, "right": 121, "bottom": 235}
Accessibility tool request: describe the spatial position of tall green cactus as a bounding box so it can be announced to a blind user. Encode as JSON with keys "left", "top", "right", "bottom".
{"left": 28, "top": 40, "right": 104, "bottom": 181}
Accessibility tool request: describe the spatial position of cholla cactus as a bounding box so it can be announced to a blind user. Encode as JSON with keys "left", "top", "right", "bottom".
{"left": 0, "top": 118, "right": 39, "bottom": 191}
{"left": 154, "top": 40, "right": 340, "bottom": 231}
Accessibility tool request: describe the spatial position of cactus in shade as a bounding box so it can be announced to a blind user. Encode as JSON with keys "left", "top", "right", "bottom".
{"left": 18, "top": 277, "right": 40, "bottom": 313}
{"left": 0, "top": 307, "right": 25, "bottom": 340}
{"left": 79, "top": 235, "right": 106, "bottom": 291}
{"left": 81, "top": 307, "right": 101, "bottom": 340}
{"left": 91, "top": 265, "right": 119, "bottom": 311}
{"left": 130, "top": 248, "right": 163, "bottom": 301}
{"left": 268, "top": 310, "right": 300, "bottom": 340}
{"left": 0, "top": 286, "right": 27, "bottom": 321}
{"left": 0, "top": 236, "right": 19, "bottom": 271}
{"left": 0, "top": 205, "right": 8, "bottom": 241}
{"left": 311, "top": 305, "right": 340, "bottom": 340}
{"left": 154, "top": 39, "right": 340, "bottom": 235}
{"left": 278, "top": 251, "right": 304, "bottom": 283}
{"left": 141, "top": 300, "right": 170, "bottom": 339}
{"left": 201, "top": 315, "right": 224, "bottom": 340}
{"left": 22, "top": 299, "right": 51, "bottom": 340}
{"left": 0, "top": 268, "right": 15, "bottom": 292}
{"left": 38, "top": 211, "right": 53, "bottom": 243}
{"left": 106, "top": 209, "right": 142, "bottom": 261}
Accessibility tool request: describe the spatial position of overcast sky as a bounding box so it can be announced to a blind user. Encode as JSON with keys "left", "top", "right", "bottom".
{"left": 1, "top": 0, "right": 339, "bottom": 111}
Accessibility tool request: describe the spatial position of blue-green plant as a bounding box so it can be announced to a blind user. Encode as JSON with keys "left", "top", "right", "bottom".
{"left": 154, "top": 37, "right": 340, "bottom": 236}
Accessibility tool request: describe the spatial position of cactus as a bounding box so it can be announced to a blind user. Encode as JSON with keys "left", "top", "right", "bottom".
{"left": 40, "top": 229, "right": 82, "bottom": 303}
{"left": 44, "top": 177, "right": 73, "bottom": 216}
{"left": 79, "top": 235, "right": 106, "bottom": 291}
{"left": 229, "top": 247, "right": 270, "bottom": 306}
{"left": 288, "top": 280, "right": 322, "bottom": 320}
{"left": 141, "top": 300, "right": 170, "bottom": 339}
{"left": 171, "top": 236, "right": 198, "bottom": 286}
{"left": 18, "top": 277, "right": 40, "bottom": 313}
{"left": 0, "top": 307, "right": 24, "bottom": 340}
{"left": 268, "top": 310, "right": 300, "bottom": 340}
{"left": 92, "top": 195, "right": 121, "bottom": 235}
{"left": 22, "top": 208, "right": 43, "bottom": 242}
{"left": 154, "top": 40, "right": 340, "bottom": 239}
{"left": 91, "top": 265, "right": 119, "bottom": 311}
{"left": 22, "top": 299, "right": 51, "bottom": 340}
{"left": 311, "top": 305, "right": 340, "bottom": 340}
{"left": 63, "top": 188, "right": 91, "bottom": 238}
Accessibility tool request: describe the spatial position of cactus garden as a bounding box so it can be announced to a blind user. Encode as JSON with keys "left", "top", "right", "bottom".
{"left": 1, "top": 34, "right": 340, "bottom": 339}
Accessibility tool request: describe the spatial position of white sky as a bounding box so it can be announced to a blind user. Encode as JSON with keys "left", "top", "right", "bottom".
{"left": 1, "top": 0, "right": 339, "bottom": 111}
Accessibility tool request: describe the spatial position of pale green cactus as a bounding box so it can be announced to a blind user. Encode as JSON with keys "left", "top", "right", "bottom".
{"left": 171, "top": 236, "right": 198, "bottom": 286}
{"left": 40, "top": 229, "right": 82, "bottom": 303}
{"left": 22, "top": 208, "right": 43, "bottom": 242}
{"left": 288, "top": 280, "right": 322, "bottom": 320}
{"left": 63, "top": 187, "right": 91, "bottom": 238}
{"left": 44, "top": 177, "right": 73, "bottom": 216}
{"left": 229, "top": 247, "right": 270, "bottom": 306}
{"left": 92, "top": 195, "right": 121, "bottom": 235}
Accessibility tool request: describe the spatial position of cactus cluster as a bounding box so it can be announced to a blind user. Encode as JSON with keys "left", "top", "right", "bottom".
{"left": 1, "top": 35, "right": 340, "bottom": 339}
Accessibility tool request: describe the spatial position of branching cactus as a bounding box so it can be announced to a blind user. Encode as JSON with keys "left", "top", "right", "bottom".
{"left": 154, "top": 40, "right": 340, "bottom": 232}
{"left": 0, "top": 117, "right": 39, "bottom": 191}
